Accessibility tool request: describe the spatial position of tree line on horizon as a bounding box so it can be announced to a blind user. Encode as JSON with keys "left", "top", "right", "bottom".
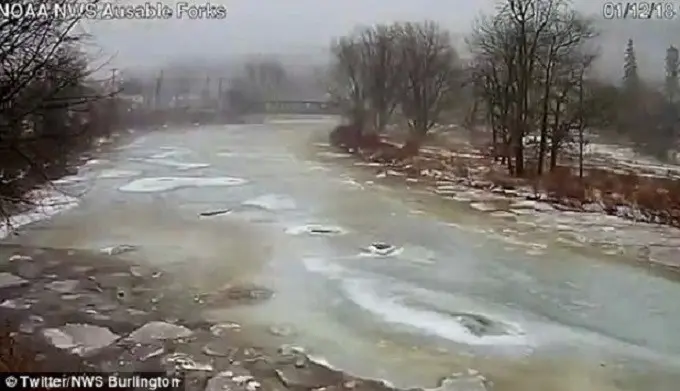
{"left": 327, "top": 0, "right": 680, "bottom": 179}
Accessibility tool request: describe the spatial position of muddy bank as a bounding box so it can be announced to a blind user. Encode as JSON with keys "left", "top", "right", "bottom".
{"left": 0, "top": 245, "right": 488, "bottom": 391}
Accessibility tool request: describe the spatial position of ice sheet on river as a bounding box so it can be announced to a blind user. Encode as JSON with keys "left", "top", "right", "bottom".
{"left": 118, "top": 177, "right": 247, "bottom": 193}
{"left": 301, "top": 258, "right": 527, "bottom": 347}
{"left": 343, "top": 277, "right": 527, "bottom": 347}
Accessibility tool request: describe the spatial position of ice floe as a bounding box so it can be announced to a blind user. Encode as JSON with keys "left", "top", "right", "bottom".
{"left": 42, "top": 324, "right": 119, "bottom": 356}
{"left": 118, "top": 177, "right": 247, "bottom": 193}
{"left": 127, "top": 321, "right": 193, "bottom": 343}
{"left": 285, "top": 224, "right": 347, "bottom": 236}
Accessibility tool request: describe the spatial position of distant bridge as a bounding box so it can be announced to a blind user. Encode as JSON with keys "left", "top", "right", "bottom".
{"left": 261, "top": 100, "right": 339, "bottom": 114}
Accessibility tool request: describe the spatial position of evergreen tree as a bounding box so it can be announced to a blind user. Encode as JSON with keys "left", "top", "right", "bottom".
{"left": 623, "top": 38, "right": 640, "bottom": 93}
{"left": 665, "top": 45, "right": 679, "bottom": 103}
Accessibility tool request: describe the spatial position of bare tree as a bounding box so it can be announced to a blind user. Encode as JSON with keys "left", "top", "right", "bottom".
{"left": 467, "top": 15, "right": 521, "bottom": 170}
{"left": 0, "top": 0, "right": 117, "bottom": 225}
{"left": 242, "top": 59, "right": 288, "bottom": 100}
{"left": 328, "top": 35, "right": 369, "bottom": 128}
{"left": 468, "top": 0, "right": 599, "bottom": 177}
{"left": 356, "top": 24, "right": 404, "bottom": 132}
{"left": 398, "top": 21, "right": 461, "bottom": 146}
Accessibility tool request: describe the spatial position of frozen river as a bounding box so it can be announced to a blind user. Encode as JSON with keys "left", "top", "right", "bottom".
{"left": 7, "top": 117, "right": 680, "bottom": 391}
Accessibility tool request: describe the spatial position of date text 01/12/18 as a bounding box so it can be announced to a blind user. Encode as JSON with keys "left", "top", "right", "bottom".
{"left": 602, "top": 2, "right": 679, "bottom": 20}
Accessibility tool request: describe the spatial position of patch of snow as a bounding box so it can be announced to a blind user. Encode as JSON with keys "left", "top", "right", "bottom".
{"left": 97, "top": 169, "right": 142, "bottom": 179}
{"left": 52, "top": 175, "right": 88, "bottom": 185}
{"left": 510, "top": 200, "right": 554, "bottom": 211}
{"left": 0, "top": 190, "right": 79, "bottom": 239}
{"left": 118, "top": 176, "right": 247, "bottom": 193}
{"left": 9, "top": 254, "right": 32, "bottom": 262}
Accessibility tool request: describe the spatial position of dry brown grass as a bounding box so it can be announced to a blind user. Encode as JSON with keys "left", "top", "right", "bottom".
{"left": 0, "top": 327, "right": 44, "bottom": 372}
{"left": 331, "top": 126, "right": 680, "bottom": 227}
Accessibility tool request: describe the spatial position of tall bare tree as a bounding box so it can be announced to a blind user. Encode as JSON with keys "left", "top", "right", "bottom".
{"left": 328, "top": 35, "right": 369, "bottom": 128}
{"left": 468, "top": 0, "right": 599, "bottom": 176}
{"left": 356, "top": 24, "right": 404, "bottom": 132}
{"left": 398, "top": 21, "right": 461, "bottom": 145}
{"left": 0, "top": 0, "right": 116, "bottom": 224}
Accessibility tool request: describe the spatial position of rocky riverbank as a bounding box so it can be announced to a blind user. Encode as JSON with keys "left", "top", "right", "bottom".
{"left": 0, "top": 245, "right": 490, "bottom": 391}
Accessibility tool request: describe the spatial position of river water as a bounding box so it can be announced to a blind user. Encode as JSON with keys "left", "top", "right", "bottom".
{"left": 6, "top": 117, "right": 680, "bottom": 391}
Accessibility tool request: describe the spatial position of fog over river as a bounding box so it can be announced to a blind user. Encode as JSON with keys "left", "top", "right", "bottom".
{"left": 6, "top": 117, "right": 680, "bottom": 391}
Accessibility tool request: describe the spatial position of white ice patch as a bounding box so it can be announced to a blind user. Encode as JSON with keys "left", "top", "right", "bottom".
{"left": 97, "top": 169, "right": 142, "bottom": 179}
{"left": 118, "top": 177, "right": 247, "bottom": 193}
{"left": 52, "top": 175, "right": 88, "bottom": 185}
{"left": 242, "top": 194, "right": 296, "bottom": 211}
{"left": 285, "top": 224, "right": 347, "bottom": 236}
{"left": 341, "top": 278, "right": 528, "bottom": 347}
{"left": 0, "top": 190, "right": 79, "bottom": 239}
{"left": 134, "top": 158, "right": 210, "bottom": 170}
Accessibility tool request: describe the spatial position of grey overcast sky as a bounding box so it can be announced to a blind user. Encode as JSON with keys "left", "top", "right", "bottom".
{"left": 84, "top": 0, "right": 504, "bottom": 67}
{"left": 85, "top": 0, "right": 662, "bottom": 80}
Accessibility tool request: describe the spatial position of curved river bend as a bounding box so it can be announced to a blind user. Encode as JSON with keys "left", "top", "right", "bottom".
{"left": 8, "top": 117, "right": 680, "bottom": 391}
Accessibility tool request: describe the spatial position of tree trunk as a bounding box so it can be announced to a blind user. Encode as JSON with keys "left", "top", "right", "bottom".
{"left": 578, "top": 128, "right": 584, "bottom": 179}
{"left": 537, "top": 67, "right": 552, "bottom": 176}
{"left": 549, "top": 101, "right": 563, "bottom": 172}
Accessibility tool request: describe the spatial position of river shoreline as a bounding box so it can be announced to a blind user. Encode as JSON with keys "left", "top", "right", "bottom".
{"left": 325, "top": 127, "right": 680, "bottom": 274}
